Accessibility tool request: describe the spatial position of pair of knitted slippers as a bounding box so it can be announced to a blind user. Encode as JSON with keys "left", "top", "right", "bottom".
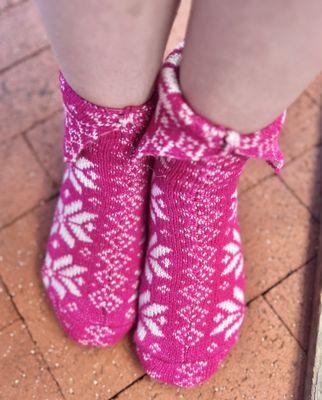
{"left": 42, "top": 45, "right": 285, "bottom": 388}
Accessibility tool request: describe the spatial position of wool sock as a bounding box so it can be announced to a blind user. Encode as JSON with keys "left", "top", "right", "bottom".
{"left": 134, "top": 45, "right": 285, "bottom": 387}
{"left": 42, "top": 73, "right": 155, "bottom": 346}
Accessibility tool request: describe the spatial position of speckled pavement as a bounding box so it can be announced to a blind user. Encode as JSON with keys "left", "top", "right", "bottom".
{"left": 0, "top": 1, "right": 321, "bottom": 399}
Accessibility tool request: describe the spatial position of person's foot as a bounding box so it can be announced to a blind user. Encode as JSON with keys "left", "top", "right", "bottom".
{"left": 134, "top": 45, "right": 285, "bottom": 387}
{"left": 42, "top": 73, "right": 155, "bottom": 346}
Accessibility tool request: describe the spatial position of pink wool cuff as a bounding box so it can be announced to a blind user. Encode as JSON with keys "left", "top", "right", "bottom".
{"left": 137, "top": 44, "right": 286, "bottom": 172}
{"left": 59, "top": 72, "right": 155, "bottom": 164}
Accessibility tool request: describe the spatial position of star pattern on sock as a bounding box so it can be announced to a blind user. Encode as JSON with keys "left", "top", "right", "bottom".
{"left": 134, "top": 45, "right": 285, "bottom": 387}
{"left": 42, "top": 74, "right": 155, "bottom": 346}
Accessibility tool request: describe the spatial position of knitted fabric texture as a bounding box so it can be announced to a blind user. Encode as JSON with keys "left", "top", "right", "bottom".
{"left": 134, "top": 45, "right": 285, "bottom": 387}
{"left": 42, "top": 73, "right": 155, "bottom": 346}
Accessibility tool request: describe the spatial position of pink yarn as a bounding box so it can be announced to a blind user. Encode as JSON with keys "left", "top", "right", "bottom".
{"left": 134, "top": 45, "right": 285, "bottom": 387}
{"left": 42, "top": 74, "right": 155, "bottom": 346}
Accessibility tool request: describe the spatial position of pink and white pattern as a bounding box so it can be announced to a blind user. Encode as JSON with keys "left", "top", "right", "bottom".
{"left": 134, "top": 45, "right": 285, "bottom": 387}
{"left": 42, "top": 74, "right": 155, "bottom": 346}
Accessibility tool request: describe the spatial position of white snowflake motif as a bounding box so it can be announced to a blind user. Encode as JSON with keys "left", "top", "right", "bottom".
{"left": 210, "top": 286, "right": 245, "bottom": 341}
{"left": 145, "top": 232, "right": 172, "bottom": 284}
{"left": 150, "top": 183, "right": 168, "bottom": 224}
{"left": 65, "top": 157, "right": 98, "bottom": 194}
{"left": 178, "top": 103, "right": 193, "bottom": 125}
{"left": 136, "top": 290, "right": 168, "bottom": 341}
{"left": 50, "top": 198, "right": 97, "bottom": 248}
{"left": 42, "top": 254, "right": 87, "bottom": 300}
{"left": 221, "top": 228, "right": 243, "bottom": 280}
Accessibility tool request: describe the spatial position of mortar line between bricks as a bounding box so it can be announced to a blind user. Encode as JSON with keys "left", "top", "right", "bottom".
{"left": 277, "top": 175, "right": 320, "bottom": 223}
{"left": 239, "top": 166, "right": 293, "bottom": 199}
{"left": 0, "top": 107, "right": 63, "bottom": 148}
{"left": 239, "top": 171, "right": 275, "bottom": 197}
{"left": 0, "top": 317, "right": 21, "bottom": 333}
{"left": 0, "top": 0, "right": 28, "bottom": 15}
{"left": 0, "top": 191, "right": 59, "bottom": 233}
{"left": 304, "top": 89, "right": 322, "bottom": 109}
{"left": 22, "top": 132, "right": 59, "bottom": 187}
{"left": 279, "top": 142, "right": 322, "bottom": 169}
{"left": 0, "top": 45, "right": 51, "bottom": 75}
{"left": 239, "top": 143, "right": 322, "bottom": 198}
{"left": 262, "top": 295, "right": 307, "bottom": 354}
{"left": 110, "top": 374, "right": 146, "bottom": 399}
{"left": 247, "top": 255, "right": 317, "bottom": 307}
{"left": 0, "top": 276, "right": 67, "bottom": 399}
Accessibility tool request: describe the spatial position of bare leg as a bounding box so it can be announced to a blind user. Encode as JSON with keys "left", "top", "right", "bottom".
{"left": 34, "top": 0, "right": 180, "bottom": 107}
{"left": 181, "top": 0, "right": 322, "bottom": 133}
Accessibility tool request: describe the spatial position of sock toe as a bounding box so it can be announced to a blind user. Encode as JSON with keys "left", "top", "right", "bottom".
{"left": 135, "top": 343, "right": 235, "bottom": 388}
{"left": 59, "top": 311, "right": 132, "bottom": 347}
{"left": 45, "top": 286, "right": 133, "bottom": 347}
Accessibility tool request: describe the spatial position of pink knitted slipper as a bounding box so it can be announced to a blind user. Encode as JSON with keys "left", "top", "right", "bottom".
{"left": 42, "top": 74, "right": 155, "bottom": 346}
{"left": 134, "top": 45, "right": 286, "bottom": 387}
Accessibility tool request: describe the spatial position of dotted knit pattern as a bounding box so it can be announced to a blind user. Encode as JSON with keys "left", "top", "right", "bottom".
{"left": 134, "top": 45, "right": 286, "bottom": 387}
{"left": 42, "top": 74, "right": 155, "bottom": 346}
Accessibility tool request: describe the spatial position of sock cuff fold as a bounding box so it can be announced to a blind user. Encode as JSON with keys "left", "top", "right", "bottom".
{"left": 59, "top": 72, "right": 156, "bottom": 163}
{"left": 137, "top": 44, "right": 285, "bottom": 173}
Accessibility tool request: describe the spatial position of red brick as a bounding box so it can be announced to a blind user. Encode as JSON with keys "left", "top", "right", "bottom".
{"left": 0, "top": 201, "right": 143, "bottom": 399}
{"left": 0, "top": 135, "right": 56, "bottom": 228}
{"left": 239, "top": 158, "right": 274, "bottom": 194}
{"left": 0, "top": 279, "right": 19, "bottom": 330}
{"left": 26, "top": 111, "right": 64, "bottom": 185}
{"left": 239, "top": 176, "right": 319, "bottom": 300}
{"left": 280, "top": 93, "right": 321, "bottom": 163}
{"left": 0, "top": 1, "right": 48, "bottom": 71}
{"left": 116, "top": 297, "right": 305, "bottom": 400}
{"left": 265, "top": 260, "right": 315, "bottom": 351}
{"left": 305, "top": 71, "right": 322, "bottom": 107}
{"left": 0, "top": 320, "right": 63, "bottom": 399}
{"left": 280, "top": 146, "right": 322, "bottom": 219}
{"left": 0, "top": 49, "right": 61, "bottom": 142}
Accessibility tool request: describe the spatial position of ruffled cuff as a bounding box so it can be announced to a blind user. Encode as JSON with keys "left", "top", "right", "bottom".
{"left": 136, "top": 44, "right": 286, "bottom": 173}
{"left": 59, "top": 72, "right": 155, "bottom": 163}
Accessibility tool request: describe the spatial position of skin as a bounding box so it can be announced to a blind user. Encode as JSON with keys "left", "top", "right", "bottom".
{"left": 180, "top": 0, "right": 322, "bottom": 133}
{"left": 34, "top": 0, "right": 180, "bottom": 107}
{"left": 34, "top": 0, "right": 322, "bottom": 132}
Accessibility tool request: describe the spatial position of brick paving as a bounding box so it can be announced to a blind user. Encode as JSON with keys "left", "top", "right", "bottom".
{"left": 0, "top": 1, "right": 321, "bottom": 399}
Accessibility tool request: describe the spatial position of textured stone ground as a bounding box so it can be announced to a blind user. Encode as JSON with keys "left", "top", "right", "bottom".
{"left": 1, "top": 1, "right": 321, "bottom": 399}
